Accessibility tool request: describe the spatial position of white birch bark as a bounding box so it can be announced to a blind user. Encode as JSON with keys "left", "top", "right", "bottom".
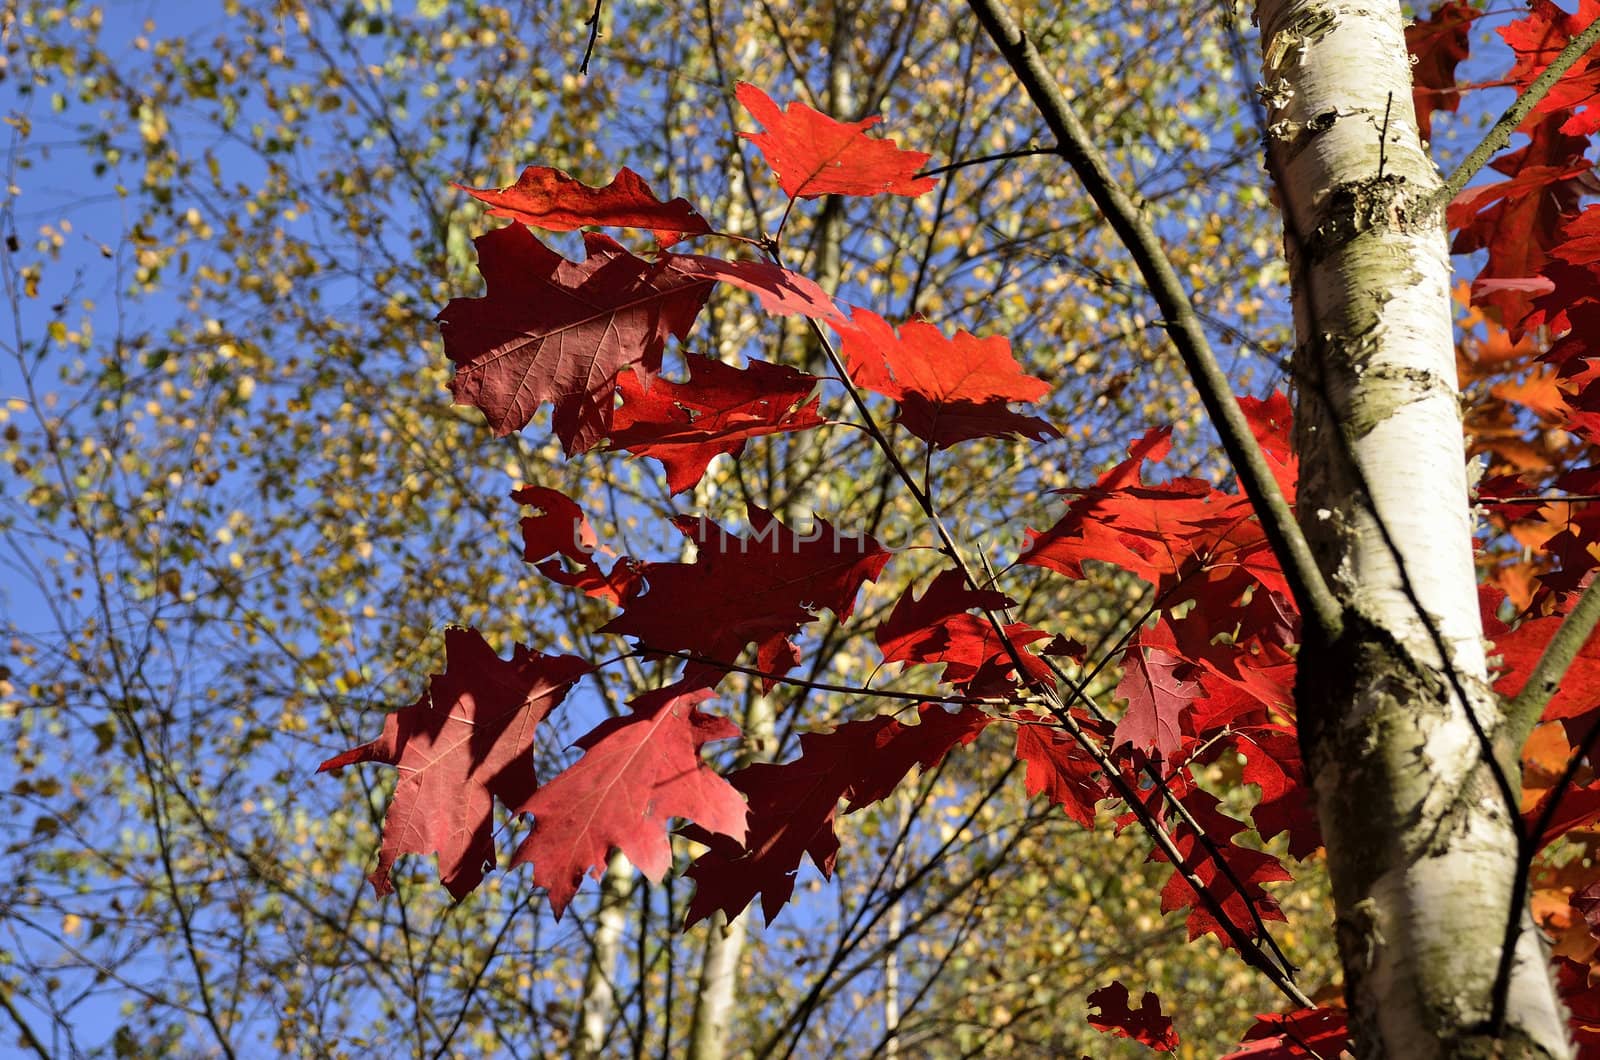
{"left": 1254, "top": 1, "right": 1569, "bottom": 1054}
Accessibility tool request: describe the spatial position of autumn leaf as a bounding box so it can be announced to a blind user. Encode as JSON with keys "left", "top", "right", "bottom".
{"left": 833, "top": 308, "right": 1055, "bottom": 445}
{"left": 875, "top": 567, "right": 1014, "bottom": 684}
{"left": 682, "top": 705, "right": 989, "bottom": 925}
{"left": 438, "top": 225, "right": 712, "bottom": 454}
{"left": 513, "top": 485, "right": 638, "bottom": 603}
{"left": 1113, "top": 640, "right": 1200, "bottom": 763}
{"left": 1013, "top": 716, "right": 1108, "bottom": 828}
{"left": 600, "top": 506, "right": 891, "bottom": 681}
{"left": 1406, "top": 1, "right": 1480, "bottom": 141}
{"left": 511, "top": 679, "right": 745, "bottom": 917}
{"left": 609, "top": 356, "right": 826, "bottom": 495}
{"left": 1448, "top": 113, "right": 1591, "bottom": 331}
{"left": 1085, "top": 981, "right": 1180, "bottom": 1052}
{"left": 735, "top": 81, "right": 937, "bottom": 200}
{"left": 318, "top": 627, "right": 591, "bottom": 900}
{"left": 1223, "top": 1007, "right": 1349, "bottom": 1058}
{"left": 458, "top": 165, "right": 712, "bottom": 246}
{"left": 1502, "top": 0, "right": 1600, "bottom": 136}
{"left": 661, "top": 253, "right": 844, "bottom": 321}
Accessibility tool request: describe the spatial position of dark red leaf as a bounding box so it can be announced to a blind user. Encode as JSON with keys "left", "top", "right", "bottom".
{"left": 601, "top": 506, "right": 890, "bottom": 681}
{"left": 1406, "top": 2, "right": 1480, "bottom": 141}
{"left": 1013, "top": 718, "right": 1107, "bottom": 828}
{"left": 1085, "top": 982, "right": 1179, "bottom": 1052}
{"left": 896, "top": 394, "right": 1060, "bottom": 449}
{"left": 682, "top": 705, "right": 989, "bottom": 925}
{"left": 511, "top": 679, "right": 745, "bottom": 917}
{"left": 513, "top": 486, "right": 637, "bottom": 603}
{"left": 1449, "top": 114, "right": 1591, "bottom": 332}
{"left": 610, "top": 356, "right": 825, "bottom": 494}
{"left": 735, "top": 82, "right": 937, "bottom": 200}
{"left": 458, "top": 165, "right": 711, "bottom": 246}
{"left": 438, "top": 226, "right": 712, "bottom": 454}
{"left": 318, "top": 628, "right": 591, "bottom": 899}
{"left": 875, "top": 568, "right": 1014, "bottom": 685}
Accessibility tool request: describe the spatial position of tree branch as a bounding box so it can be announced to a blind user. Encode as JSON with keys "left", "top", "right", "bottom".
{"left": 1426, "top": 14, "right": 1600, "bottom": 215}
{"left": 1503, "top": 576, "right": 1600, "bottom": 753}
{"left": 966, "top": 0, "right": 1344, "bottom": 647}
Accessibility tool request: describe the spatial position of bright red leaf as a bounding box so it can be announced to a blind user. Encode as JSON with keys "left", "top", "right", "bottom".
{"left": 736, "top": 82, "right": 937, "bottom": 200}
{"left": 1086, "top": 981, "right": 1180, "bottom": 1052}
{"left": 438, "top": 226, "right": 712, "bottom": 454}
{"left": 661, "top": 253, "right": 844, "bottom": 321}
{"left": 682, "top": 705, "right": 989, "bottom": 925}
{"left": 1223, "top": 1007, "right": 1349, "bottom": 1058}
{"left": 1013, "top": 717, "right": 1108, "bottom": 828}
{"left": 834, "top": 308, "right": 1054, "bottom": 446}
{"left": 609, "top": 356, "right": 825, "bottom": 494}
{"left": 318, "top": 627, "right": 591, "bottom": 899}
{"left": 511, "top": 680, "right": 745, "bottom": 917}
{"left": 458, "top": 165, "right": 711, "bottom": 246}
{"left": 1502, "top": 0, "right": 1600, "bottom": 136}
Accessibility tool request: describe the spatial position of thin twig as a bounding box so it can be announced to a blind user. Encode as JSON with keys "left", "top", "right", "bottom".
{"left": 917, "top": 145, "right": 1060, "bottom": 179}
{"left": 578, "top": 0, "right": 606, "bottom": 75}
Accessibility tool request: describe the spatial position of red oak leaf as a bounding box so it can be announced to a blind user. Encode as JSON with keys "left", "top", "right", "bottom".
{"left": 1159, "top": 785, "right": 1291, "bottom": 943}
{"left": 318, "top": 627, "right": 591, "bottom": 900}
{"left": 438, "top": 225, "right": 712, "bottom": 454}
{"left": 1554, "top": 957, "right": 1600, "bottom": 1049}
{"left": 875, "top": 567, "right": 1015, "bottom": 685}
{"left": 735, "top": 82, "right": 937, "bottom": 200}
{"left": 1013, "top": 718, "right": 1107, "bottom": 828}
{"left": 1119, "top": 773, "right": 1291, "bottom": 944}
{"left": 1225, "top": 726, "right": 1320, "bottom": 860}
{"left": 511, "top": 680, "right": 745, "bottom": 917}
{"left": 1086, "top": 982, "right": 1179, "bottom": 1052}
{"left": 1114, "top": 641, "right": 1200, "bottom": 763}
{"left": 1449, "top": 113, "right": 1591, "bottom": 332}
{"left": 1223, "top": 1007, "right": 1349, "bottom": 1058}
{"left": 660, "top": 253, "right": 843, "bottom": 321}
{"left": 834, "top": 308, "right": 1055, "bottom": 446}
{"left": 609, "top": 356, "right": 825, "bottom": 494}
{"left": 458, "top": 165, "right": 711, "bottom": 246}
{"left": 1488, "top": 611, "right": 1600, "bottom": 726}
{"left": 1406, "top": 2, "right": 1480, "bottom": 141}
{"left": 682, "top": 705, "right": 989, "bottom": 925}
{"left": 1502, "top": 0, "right": 1600, "bottom": 136}
{"left": 1019, "top": 429, "right": 1287, "bottom": 609}
{"left": 513, "top": 486, "right": 637, "bottom": 603}
{"left": 895, "top": 394, "right": 1060, "bottom": 449}
{"left": 600, "top": 506, "right": 891, "bottom": 681}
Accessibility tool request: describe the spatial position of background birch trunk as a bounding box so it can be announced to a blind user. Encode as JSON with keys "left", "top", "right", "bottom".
{"left": 1254, "top": 1, "right": 1569, "bottom": 1054}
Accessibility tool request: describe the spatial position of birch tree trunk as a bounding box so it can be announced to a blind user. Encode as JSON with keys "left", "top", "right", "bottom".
{"left": 1254, "top": 1, "right": 1569, "bottom": 1054}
